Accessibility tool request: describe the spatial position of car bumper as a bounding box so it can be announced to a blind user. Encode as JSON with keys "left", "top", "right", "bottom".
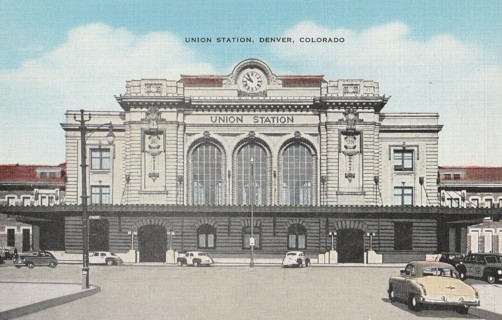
{"left": 419, "top": 296, "right": 480, "bottom": 307}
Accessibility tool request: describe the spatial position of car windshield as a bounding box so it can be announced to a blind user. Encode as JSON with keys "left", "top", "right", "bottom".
{"left": 198, "top": 253, "right": 207, "bottom": 256}
{"left": 110, "top": 253, "right": 117, "bottom": 256}
{"left": 422, "top": 267, "right": 458, "bottom": 279}
{"left": 287, "top": 253, "right": 297, "bottom": 256}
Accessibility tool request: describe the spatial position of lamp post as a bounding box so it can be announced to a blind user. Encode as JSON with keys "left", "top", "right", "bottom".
{"left": 249, "top": 156, "right": 255, "bottom": 267}
{"left": 367, "top": 232, "right": 376, "bottom": 251}
{"left": 75, "top": 109, "right": 115, "bottom": 289}
{"left": 328, "top": 231, "right": 336, "bottom": 251}
{"left": 168, "top": 229, "right": 175, "bottom": 250}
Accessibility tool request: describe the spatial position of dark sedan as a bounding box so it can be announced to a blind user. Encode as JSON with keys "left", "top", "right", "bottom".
{"left": 14, "top": 251, "right": 58, "bottom": 269}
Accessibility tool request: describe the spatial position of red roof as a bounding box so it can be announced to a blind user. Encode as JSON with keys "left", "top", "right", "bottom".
{"left": 0, "top": 163, "right": 66, "bottom": 183}
{"left": 179, "top": 76, "right": 224, "bottom": 87}
{"left": 439, "top": 166, "right": 502, "bottom": 182}
{"left": 281, "top": 76, "right": 325, "bottom": 87}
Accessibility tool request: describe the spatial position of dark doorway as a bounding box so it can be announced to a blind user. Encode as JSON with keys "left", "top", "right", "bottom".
{"left": 39, "top": 221, "right": 65, "bottom": 251}
{"left": 139, "top": 225, "right": 167, "bottom": 262}
{"left": 89, "top": 219, "right": 109, "bottom": 251}
{"left": 337, "top": 229, "right": 364, "bottom": 263}
{"left": 22, "top": 229, "right": 31, "bottom": 252}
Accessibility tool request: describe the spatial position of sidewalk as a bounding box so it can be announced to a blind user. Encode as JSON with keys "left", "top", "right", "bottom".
{"left": 0, "top": 281, "right": 99, "bottom": 320}
{"left": 469, "top": 284, "right": 502, "bottom": 320}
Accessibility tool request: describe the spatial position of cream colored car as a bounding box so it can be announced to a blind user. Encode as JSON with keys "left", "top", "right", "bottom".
{"left": 388, "top": 261, "right": 480, "bottom": 314}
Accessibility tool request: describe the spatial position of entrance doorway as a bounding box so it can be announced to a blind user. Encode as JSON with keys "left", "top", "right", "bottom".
{"left": 337, "top": 229, "right": 364, "bottom": 263}
{"left": 138, "top": 225, "right": 167, "bottom": 262}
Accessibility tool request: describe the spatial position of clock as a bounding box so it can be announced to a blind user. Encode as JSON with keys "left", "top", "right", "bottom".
{"left": 238, "top": 68, "right": 266, "bottom": 93}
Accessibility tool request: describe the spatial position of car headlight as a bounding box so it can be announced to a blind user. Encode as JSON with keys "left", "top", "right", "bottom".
{"left": 497, "top": 270, "right": 502, "bottom": 275}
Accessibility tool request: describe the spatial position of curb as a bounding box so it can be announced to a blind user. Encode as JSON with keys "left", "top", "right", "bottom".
{"left": 0, "top": 285, "right": 100, "bottom": 320}
{"left": 469, "top": 306, "right": 502, "bottom": 320}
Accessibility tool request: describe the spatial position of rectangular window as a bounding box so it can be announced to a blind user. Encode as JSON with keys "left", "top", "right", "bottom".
{"left": 22, "top": 197, "right": 31, "bottom": 206}
{"left": 394, "top": 222, "right": 413, "bottom": 250}
{"left": 453, "top": 174, "right": 461, "bottom": 180}
{"left": 7, "top": 228, "right": 15, "bottom": 247}
{"left": 91, "top": 148, "right": 111, "bottom": 170}
{"left": 91, "top": 186, "right": 110, "bottom": 204}
{"left": 485, "top": 199, "right": 493, "bottom": 208}
{"left": 394, "top": 187, "right": 413, "bottom": 205}
{"left": 7, "top": 197, "right": 16, "bottom": 206}
{"left": 394, "top": 150, "right": 413, "bottom": 171}
{"left": 444, "top": 174, "right": 452, "bottom": 180}
{"left": 471, "top": 198, "right": 479, "bottom": 208}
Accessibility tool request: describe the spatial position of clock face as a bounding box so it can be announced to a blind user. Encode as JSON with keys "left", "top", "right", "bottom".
{"left": 240, "top": 69, "right": 265, "bottom": 93}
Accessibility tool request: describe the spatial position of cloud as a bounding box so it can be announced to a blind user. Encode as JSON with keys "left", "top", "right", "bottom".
{"left": 272, "top": 21, "right": 502, "bottom": 166}
{"left": 0, "top": 23, "right": 215, "bottom": 164}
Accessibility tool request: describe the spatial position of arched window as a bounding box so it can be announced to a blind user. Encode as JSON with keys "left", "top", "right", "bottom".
{"left": 242, "top": 226, "right": 262, "bottom": 249}
{"left": 191, "top": 143, "right": 224, "bottom": 205}
{"left": 236, "top": 144, "right": 267, "bottom": 205}
{"left": 288, "top": 224, "right": 307, "bottom": 249}
{"left": 197, "top": 224, "right": 216, "bottom": 249}
{"left": 282, "top": 143, "right": 313, "bottom": 205}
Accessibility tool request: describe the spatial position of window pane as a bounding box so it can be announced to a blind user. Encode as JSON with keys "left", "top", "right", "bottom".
{"left": 191, "top": 144, "right": 223, "bottom": 205}
{"left": 289, "top": 235, "right": 296, "bottom": 248}
{"left": 199, "top": 234, "right": 206, "bottom": 248}
{"left": 237, "top": 144, "right": 267, "bottom": 205}
{"left": 282, "top": 144, "right": 313, "bottom": 205}
{"left": 207, "top": 234, "right": 215, "bottom": 248}
{"left": 298, "top": 235, "right": 306, "bottom": 249}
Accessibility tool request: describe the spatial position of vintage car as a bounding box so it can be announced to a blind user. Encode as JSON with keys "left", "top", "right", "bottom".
{"left": 177, "top": 251, "right": 214, "bottom": 267}
{"left": 388, "top": 261, "right": 479, "bottom": 314}
{"left": 456, "top": 253, "right": 502, "bottom": 284}
{"left": 14, "top": 250, "right": 58, "bottom": 269}
{"left": 282, "top": 251, "right": 311, "bottom": 268}
{"left": 89, "top": 251, "right": 123, "bottom": 266}
{"left": 436, "top": 252, "right": 465, "bottom": 277}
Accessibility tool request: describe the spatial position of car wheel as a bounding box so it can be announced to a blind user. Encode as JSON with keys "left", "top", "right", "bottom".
{"left": 27, "top": 262, "right": 34, "bottom": 269}
{"left": 486, "top": 274, "right": 496, "bottom": 284}
{"left": 193, "top": 261, "right": 200, "bottom": 267}
{"left": 49, "top": 262, "right": 57, "bottom": 268}
{"left": 106, "top": 260, "right": 114, "bottom": 266}
{"left": 388, "top": 286, "right": 396, "bottom": 302}
{"left": 177, "top": 260, "right": 183, "bottom": 266}
{"left": 459, "top": 271, "right": 467, "bottom": 281}
{"left": 15, "top": 265, "right": 21, "bottom": 269}
{"left": 306, "top": 260, "right": 311, "bottom": 267}
{"left": 408, "top": 295, "right": 422, "bottom": 312}
{"left": 456, "top": 305, "right": 469, "bottom": 314}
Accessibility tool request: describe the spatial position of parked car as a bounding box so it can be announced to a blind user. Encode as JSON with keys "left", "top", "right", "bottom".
{"left": 89, "top": 251, "right": 123, "bottom": 266}
{"left": 436, "top": 252, "right": 465, "bottom": 275}
{"left": 456, "top": 253, "right": 502, "bottom": 284}
{"left": 14, "top": 251, "right": 58, "bottom": 269}
{"left": 177, "top": 251, "right": 213, "bottom": 267}
{"left": 1, "top": 246, "right": 17, "bottom": 260}
{"left": 388, "top": 261, "right": 479, "bottom": 314}
{"left": 282, "top": 251, "right": 311, "bottom": 268}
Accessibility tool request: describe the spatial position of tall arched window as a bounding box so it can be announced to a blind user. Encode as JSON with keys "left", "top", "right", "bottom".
{"left": 191, "top": 143, "right": 224, "bottom": 205}
{"left": 197, "top": 224, "right": 216, "bottom": 249}
{"left": 288, "top": 224, "right": 307, "bottom": 249}
{"left": 282, "top": 143, "right": 313, "bottom": 205}
{"left": 237, "top": 144, "right": 267, "bottom": 205}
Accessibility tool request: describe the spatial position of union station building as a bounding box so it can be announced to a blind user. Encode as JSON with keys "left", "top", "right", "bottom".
{"left": 2, "top": 59, "right": 500, "bottom": 263}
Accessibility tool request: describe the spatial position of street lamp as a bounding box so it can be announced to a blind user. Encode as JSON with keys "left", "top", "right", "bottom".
{"left": 328, "top": 231, "right": 336, "bottom": 251}
{"left": 75, "top": 109, "right": 115, "bottom": 289}
{"left": 367, "top": 232, "right": 376, "bottom": 251}
{"left": 168, "top": 229, "right": 175, "bottom": 250}
{"left": 249, "top": 156, "right": 255, "bottom": 267}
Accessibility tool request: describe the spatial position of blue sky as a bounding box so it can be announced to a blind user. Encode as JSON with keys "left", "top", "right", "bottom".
{"left": 1, "top": 0, "right": 501, "bottom": 165}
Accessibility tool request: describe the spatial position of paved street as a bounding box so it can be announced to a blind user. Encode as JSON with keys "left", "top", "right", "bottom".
{"left": 0, "top": 263, "right": 491, "bottom": 319}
